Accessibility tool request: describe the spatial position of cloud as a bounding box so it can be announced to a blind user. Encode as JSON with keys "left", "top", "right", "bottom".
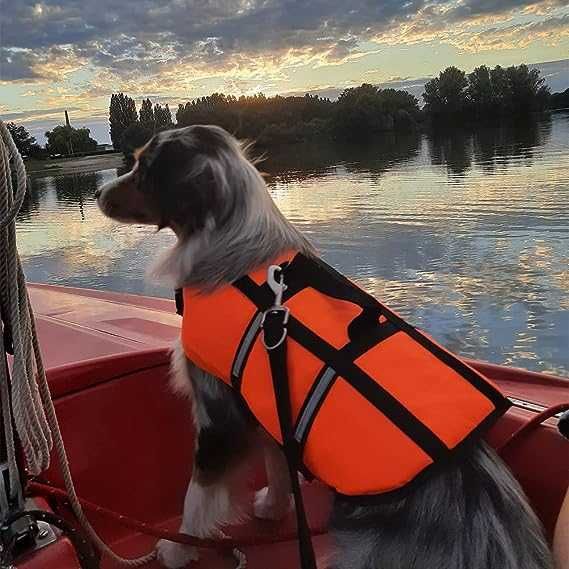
{"left": 451, "top": 0, "right": 567, "bottom": 20}
{"left": 450, "top": 15, "right": 569, "bottom": 52}
{"left": 0, "top": 106, "right": 81, "bottom": 121}
{"left": 0, "top": 49, "right": 44, "bottom": 81}
{"left": 1, "top": 46, "right": 87, "bottom": 84}
{"left": 2, "top": 0, "right": 564, "bottom": 84}
{"left": 3, "top": 0, "right": 385, "bottom": 65}
{"left": 374, "top": 6, "right": 569, "bottom": 52}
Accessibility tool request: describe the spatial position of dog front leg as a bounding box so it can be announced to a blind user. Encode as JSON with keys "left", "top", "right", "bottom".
{"left": 254, "top": 436, "right": 293, "bottom": 521}
{"left": 157, "top": 358, "right": 255, "bottom": 568}
{"left": 156, "top": 471, "right": 236, "bottom": 568}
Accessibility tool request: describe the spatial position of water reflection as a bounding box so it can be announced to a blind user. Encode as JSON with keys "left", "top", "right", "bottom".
{"left": 428, "top": 129, "right": 473, "bottom": 176}
{"left": 427, "top": 115, "right": 552, "bottom": 177}
{"left": 21, "top": 172, "right": 102, "bottom": 222}
{"left": 18, "top": 177, "right": 49, "bottom": 221}
{"left": 15, "top": 113, "right": 569, "bottom": 377}
{"left": 263, "top": 132, "right": 421, "bottom": 183}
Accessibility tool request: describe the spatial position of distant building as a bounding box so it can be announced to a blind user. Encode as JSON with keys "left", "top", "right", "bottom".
{"left": 96, "top": 143, "right": 114, "bottom": 152}
{"left": 64, "top": 110, "right": 74, "bottom": 155}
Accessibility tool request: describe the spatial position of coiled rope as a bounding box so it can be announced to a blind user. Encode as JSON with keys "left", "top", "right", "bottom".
{"left": 0, "top": 120, "right": 52, "bottom": 507}
{"left": 0, "top": 121, "right": 155, "bottom": 566}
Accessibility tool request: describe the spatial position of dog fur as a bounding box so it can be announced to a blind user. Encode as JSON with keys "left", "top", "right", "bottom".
{"left": 97, "top": 124, "right": 553, "bottom": 569}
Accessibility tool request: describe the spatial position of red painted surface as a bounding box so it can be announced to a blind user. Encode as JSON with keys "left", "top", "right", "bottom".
{"left": 27, "top": 283, "right": 179, "bottom": 368}
{"left": 12, "top": 284, "right": 569, "bottom": 567}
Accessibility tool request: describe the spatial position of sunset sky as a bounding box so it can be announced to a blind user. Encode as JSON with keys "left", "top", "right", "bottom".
{"left": 1, "top": 0, "right": 568, "bottom": 144}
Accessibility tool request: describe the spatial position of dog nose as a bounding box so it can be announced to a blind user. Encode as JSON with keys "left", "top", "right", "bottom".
{"left": 94, "top": 188, "right": 102, "bottom": 199}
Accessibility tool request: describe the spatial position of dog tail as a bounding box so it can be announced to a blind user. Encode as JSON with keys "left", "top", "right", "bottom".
{"left": 330, "top": 441, "right": 553, "bottom": 569}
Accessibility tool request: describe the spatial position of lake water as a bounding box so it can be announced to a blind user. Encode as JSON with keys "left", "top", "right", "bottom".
{"left": 17, "top": 111, "right": 569, "bottom": 377}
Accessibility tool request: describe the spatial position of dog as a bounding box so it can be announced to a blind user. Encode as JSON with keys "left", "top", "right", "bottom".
{"left": 96, "top": 124, "right": 553, "bottom": 569}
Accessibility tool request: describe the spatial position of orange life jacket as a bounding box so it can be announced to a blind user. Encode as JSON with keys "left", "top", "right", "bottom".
{"left": 180, "top": 252, "right": 510, "bottom": 498}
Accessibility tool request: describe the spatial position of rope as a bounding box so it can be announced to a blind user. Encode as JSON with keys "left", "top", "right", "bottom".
{"left": 0, "top": 121, "right": 155, "bottom": 566}
{"left": 0, "top": 122, "right": 251, "bottom": 568}
{"left": 0, "top": 120, "right": 51, "bottom": 495}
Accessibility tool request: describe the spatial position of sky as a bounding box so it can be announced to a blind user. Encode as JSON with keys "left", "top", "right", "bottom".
{"left": 1, "top": 0, "right": 568, "bottom": 144}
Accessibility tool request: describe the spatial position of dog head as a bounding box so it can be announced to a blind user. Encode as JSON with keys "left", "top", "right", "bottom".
{"left": 96, "top": 125, "right": 258, "bottom": 237}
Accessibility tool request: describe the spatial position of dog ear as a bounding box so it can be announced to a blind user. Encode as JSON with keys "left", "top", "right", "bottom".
{"left": 190, "top": 157, "right": 239, "bottom": 229}
{"left": 140, "top": 136, "right": 211, "bottom": 233}
{"left": 179, "top": 159, "right": 225, "bottom": 231}
{"left": 143, "top": 129, "right": 244, "bottom": 234}
{"left": 159, "top": 154, "right": 232, "bottom": 234}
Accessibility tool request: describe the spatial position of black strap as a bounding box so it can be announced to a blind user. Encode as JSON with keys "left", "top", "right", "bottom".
{"left": 559, "top": 410, "right": 569, "bottom": 440}
{"left": 293, "top": 320, "right": 399, "bottom": 453}
{"left": 284, "top": 254, "right": 380, "bottom": 312}
{"left": 0, "top": 510, "right": 99, "bottom": 569}
{"left": 235, "top": 275, "right": 449, "bottom": 462}
{"left": 1, "top": 304, "right": 14, "bottom": 355}
{"left": 174, "top": 288, "right": 184, "bottom": 316}
{"left": 286, "top": 315, "right": 449, "bottom": 460}
{"left": 263, "top": 309, "right": 317, "bottom": 569}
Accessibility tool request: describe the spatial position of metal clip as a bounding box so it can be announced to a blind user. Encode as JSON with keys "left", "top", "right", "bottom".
{"left": 266, "top": 265, "right": 287, "bottom": 307}
{"left": 262, "top": 265, "right": 290, "bottom": 350}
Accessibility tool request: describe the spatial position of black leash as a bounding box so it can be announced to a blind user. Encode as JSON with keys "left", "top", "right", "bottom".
{"left": 262, "top": 267, "right": 317, "bottom": 569}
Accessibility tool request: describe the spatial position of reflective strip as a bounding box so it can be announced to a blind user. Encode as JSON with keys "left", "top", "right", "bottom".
{"left": 294, "top": 366, "right": 337, "bottom": 444}
{"left": 232, "top": 311, "right": 264, "bottom": 381}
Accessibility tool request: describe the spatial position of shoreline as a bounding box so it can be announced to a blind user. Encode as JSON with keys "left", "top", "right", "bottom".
{"left": 25, "top": 153, "right": 125, "bottom": 177}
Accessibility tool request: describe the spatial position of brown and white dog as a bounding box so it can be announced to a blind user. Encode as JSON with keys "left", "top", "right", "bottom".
{"left": 97, "top": 125, "right": 553, "bottom": 569}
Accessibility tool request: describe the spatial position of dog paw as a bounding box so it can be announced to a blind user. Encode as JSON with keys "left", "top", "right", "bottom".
{"left": 155, "top": 539, "right": 199, "bottom": 568}
{"left": 254, "top": 486, "right": 292, "bottom": 521}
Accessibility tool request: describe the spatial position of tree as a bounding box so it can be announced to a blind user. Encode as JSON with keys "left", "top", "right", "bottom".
{"left": 139, "top": 98, "right": 155, "bottom": 132}
{"left": 5, "top": 122, "right": 43, "bottom": 157}
{"left": 109, "top": 93, "right": 138, "bottom": 150}
{"left": 176, "top": 93, "right": 239, "bottom": 133}
{"left": 426, "top": 63, "right": 550, "bottom": 123}
{"left": 423, "top": 66, "right": 468, "bottom": 119}
{"left": 120, "top": 123, "right": 152, "bottom": 160}
{"left": 467, "top": 65, "right": 494, "bottom": 117}
{"left": 504, "top": 64, "right": 549, "bottom": 114}
{"left": 332, "top": 84, "right": 386, "bottom": 139}
{"left": 154, "top": 103, "right": 173, "bottom": 130}
{"left": 332, "top": 84, "right": 419, "bottom": 140}
{"left": 45, "top": 125, "right": 98, "bottom": 156}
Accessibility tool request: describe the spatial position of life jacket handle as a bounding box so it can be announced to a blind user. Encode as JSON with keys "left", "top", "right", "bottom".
{"left": 497, "top": 402, "right": 569, "bottom": 455}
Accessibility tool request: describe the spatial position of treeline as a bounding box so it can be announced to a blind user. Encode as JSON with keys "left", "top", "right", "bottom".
{"left": 111, "top": 85, "right": 422, "bottom": 156}
{"left": 177, "top": 86, "right": 420, "bottom": 143}
{"left": 44, "top": 125, "right": 97, "bottom": 155}
{"left": 176, "top": 92, "right": 333, "bottom": 145}
{"left": 7, "top": 62, "right": 568, "bottom": 162}
{"left": 5, "top": 122, "right": 98, "bottom": 158}
{"left": 423, "top": 64, "right": 551, "bottom": 123}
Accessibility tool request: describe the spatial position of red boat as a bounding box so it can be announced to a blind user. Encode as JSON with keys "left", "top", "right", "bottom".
{"left": 10, "top": 283, "right": 569, "bottom": 568}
